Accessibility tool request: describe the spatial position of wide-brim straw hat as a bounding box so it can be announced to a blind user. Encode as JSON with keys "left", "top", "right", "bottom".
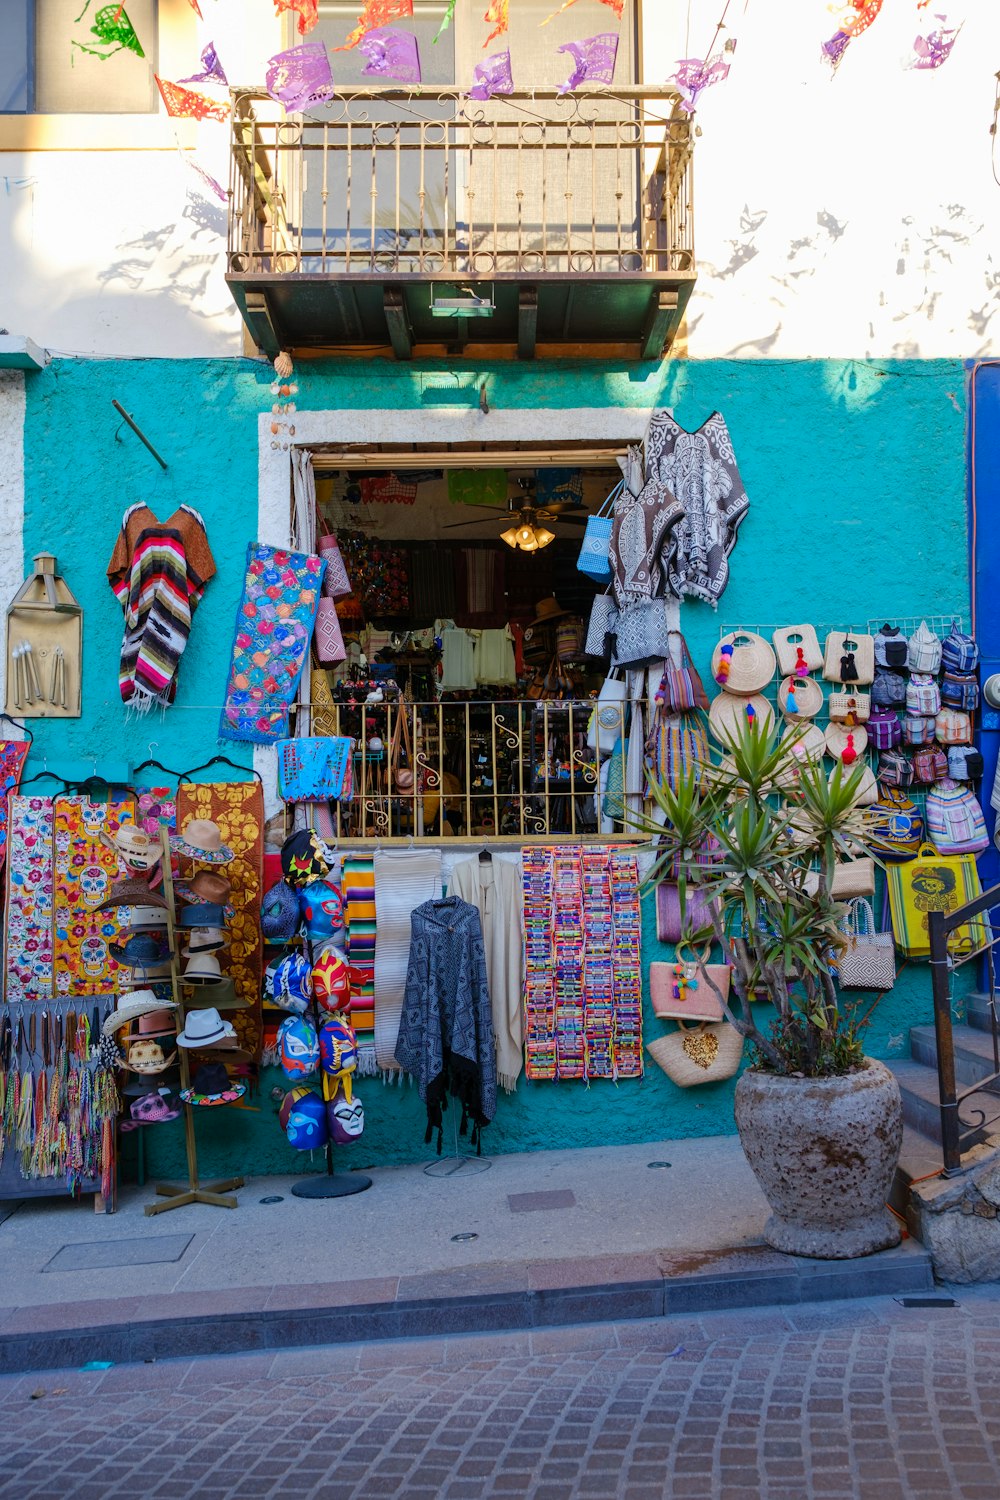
{"left": 711, "top": 631, "right": 776, "bottom": 695}
{"left": 825, "top": 723, "right": 869, "bottom": 761}
{"left": 102, "top": 990, "right": 179, "bottom": 1036}
{"left": 170, "top": 818, "right": 234, "bottom": 865}
{"left": 94, "top": 877, "right": 168, "bottom": 913}
{"left": 777, "top": 675, "right": 824, "bottom": 721}
{"left": 183, "top": 928, "right": 227, "bottom": 955}
{"left": 708, "top": 693, "right": 774, "bottom": 747}
{"left": 100, "top": 826, "right": 162, "bottom": 872}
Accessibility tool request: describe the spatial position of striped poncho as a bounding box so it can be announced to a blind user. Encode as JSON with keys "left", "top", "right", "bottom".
{"left": 107, "top": 504, "right": 215, "bottom": 712}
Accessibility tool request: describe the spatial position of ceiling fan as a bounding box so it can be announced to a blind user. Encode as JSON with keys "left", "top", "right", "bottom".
{"left": 441, "top": 476, "right": 588, "bottom": 551}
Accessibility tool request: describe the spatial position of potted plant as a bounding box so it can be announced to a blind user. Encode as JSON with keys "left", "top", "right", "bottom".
{"left": 637, "top": 718, "right": 902, "bottom": 1260}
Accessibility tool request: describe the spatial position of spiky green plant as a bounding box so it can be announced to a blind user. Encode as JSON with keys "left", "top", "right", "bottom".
{"left": 632, "top": 717, "right": 882, "bottom": 1076}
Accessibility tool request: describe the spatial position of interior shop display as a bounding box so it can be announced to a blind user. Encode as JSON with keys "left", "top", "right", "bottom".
{"left": 219, "top": 543, "right": 325, "bottom": 744}
{"left": 395, "top": 894, "right": 496, "bottom": 1154}
{"left": 522, "top": 846, "right": 642, "bottom": 1082}
{"left": 449, "top": 853, "right": 524, "bottom": 1094}
{"left": 4, "top": 553, "right": 83, "bottom": 719}
{"left": 373, "top": 849, "right": 443, "bottom": 1071}
{"left": 107, "top": 507, "right": 215, "bottom": 713}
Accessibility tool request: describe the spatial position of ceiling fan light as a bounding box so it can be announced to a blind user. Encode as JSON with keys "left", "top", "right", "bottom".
{"left": 500, "top": 526, "right": 519, "bottom": 548}
{"left": 519, "top": 535, "right": 539, "bottom": 551}
{"left": 534, "top": 527, "right": 555, "bottom": 548}
{"left": 516, "top": 525, "right": 534, "bottom": 544}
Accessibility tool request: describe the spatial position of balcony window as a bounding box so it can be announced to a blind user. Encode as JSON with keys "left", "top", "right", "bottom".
{"left": 1, "top": 0, "right": 159, "bottom": 115}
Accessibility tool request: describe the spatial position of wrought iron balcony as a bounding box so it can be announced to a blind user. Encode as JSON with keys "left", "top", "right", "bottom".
{"left": 226, "top": 86, "right": 695, "bottom": 361}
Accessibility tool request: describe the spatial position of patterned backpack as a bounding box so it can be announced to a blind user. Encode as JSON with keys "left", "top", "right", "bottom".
{"left": 878, "top": 749, "right": 913, "bottom": 789}
{"left": 911, "top": 742, "right": 948, "bottom": 784}
{"left": 903, "top": 713, "right": 936, "bottom": 746}
{"left": 906, "top": 674, "right": 940, "bottom": 717}
{"left": 935, "top": 708, "right": 973, "bottom": 746}
{"left": 867, "top": 708, "right": 901, "bottom": 751}
{"left": 866, "top": 788, "right": 925, "bottom": 863}
{"left": 907, "top": 621, "right": 942, "bottom": 674}
{"left": 925, "top": 779, "right": 989, "bottom": 856}
{"left": 940, "top": 673, "right": 979, "bottom": 711}
{"left": 940, "top": 622, "right": 979, "bottom": 675}
{"left": 947, "top": 745, "right": 984, "bottom": 781}
{"left": 874, "top": 625, "right": 908, "bottom": 669}
{"left": 871, "top": 671, "right": 907, "bottom": 709}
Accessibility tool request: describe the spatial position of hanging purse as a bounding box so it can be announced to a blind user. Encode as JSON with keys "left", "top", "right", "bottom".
{"left": 576, "top": 479, "right": 623, "bottom": 583}
{"left": 656, "top": 631, "right": 709, "bottom": 712}
{"left": 823, "top": 630, "right": 875, "bottom": 685}
{"left": 646, "top": 1020, "right": 743, "bottom": 1086}
{"left": 839, "top": 899, "right": 896, "bottom": 990}
{"left": 314, "top": 597, "right": 347, "bottom": 666}
{"left": 654, "top": 884, "right": 717, "bottom": 943}
{"left": 585, "top": 591, "right": 618, "bottom": 660}
{"left": 804, "top": 857, "right": 876, "bottom": 899}
{"left": 828, "top": 690, "right": 871, "bottom": 724}
{"left": 772, "top": 624, "right": 823, "bottom": 678}
{"left": 886, "top": 842, "right": 987, "bottom": 958}
{"left": 646, "top": 712, "right": 710, "bottom": 793}
{"left": 278, "top": 736, "right": 355, "bottom": 803}
{"left": 318, "top": 534, "right": 352, "bottom": 601}
{"left": 587, "top": 672, "right": 628, "bottom": 755}
{"left": 650, "top": 952, "right": 732, "bottom": 1022}
{"left": 613, "top": 598, "right": 673, "bottom": 669}
{"left": 389, "top": 705, "right": 416, "bottom": 792}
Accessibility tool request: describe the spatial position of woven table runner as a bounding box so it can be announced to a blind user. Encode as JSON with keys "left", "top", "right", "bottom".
{"left": 176, "top": 779, "right": 264, "bottom": 1059}
{"left": 373, "top": 849, "right": 442, "bottom": 1071}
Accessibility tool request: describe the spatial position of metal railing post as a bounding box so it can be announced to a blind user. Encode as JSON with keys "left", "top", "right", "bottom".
{"left": 928, "top": 908, "right": 962, "bottom": 1175}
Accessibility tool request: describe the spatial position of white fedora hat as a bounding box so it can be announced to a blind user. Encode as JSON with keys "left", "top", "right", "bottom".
{"left": 176, "top": 1006, "right": 236, "bottom": 1049}
{"left": 182, "top": 950, "right": 223, "bottom": 985}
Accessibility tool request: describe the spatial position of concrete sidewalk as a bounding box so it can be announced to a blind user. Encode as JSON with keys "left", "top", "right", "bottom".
{"left": 0, "top": 1137, "right": 934, "bottom": 1372}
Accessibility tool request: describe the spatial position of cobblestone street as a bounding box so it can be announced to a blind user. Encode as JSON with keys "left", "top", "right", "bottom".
{"left": 1, "top": 1289, "right": 998, "bottom": 1499}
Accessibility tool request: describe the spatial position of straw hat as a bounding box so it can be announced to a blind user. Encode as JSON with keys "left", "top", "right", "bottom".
{"left": 94, "top": 877, "right": 168, "bottom": 914}
{"left": 708, "top": 693, "right": 774, "bottom": 747}
{"left": 825, "top": 723, "right": 869, "bottom": 761}
{"left": 100, "top": 826, "right": 161, "bottom": 873}
{"left": 170, "top": 818, "right": 234, "bottom": 865}
{"left": 115, "top": 906, "right": 170, "bottom": 935}
{"left": 531, "top": 596, "right": 572, "bottom": 625}
{"left": 126, "top": 1038, "right": 177, "bottom": 1074}
{"left": 182, "top": 951, "right": 223, "bottom": 985}
{"left": 710, "top": 631, "right": 776, "bottom": 695}
{"left": 102, "top": 990, "right": 178, "bottom": 1036}
{"left": 777, "top": 675, "right": 824, "bottom": 721}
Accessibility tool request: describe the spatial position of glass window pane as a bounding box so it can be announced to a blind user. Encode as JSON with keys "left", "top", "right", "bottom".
{"left": 311, "top": 1, "right": 454, "bottom": 87}
{"left": 0, "top": 0, "right": 31, "bottom": 113}
{"left": 35, "top": 0, "right": 158, "bottom": 114}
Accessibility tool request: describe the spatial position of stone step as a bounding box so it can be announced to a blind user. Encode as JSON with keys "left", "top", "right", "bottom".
{"left": 965, "top": 990, "right": 1000, "bottom": 1036}
{"left": 910, "top": 1023, "right": 1000, "bottom": 1092}
{"left": 890, "top": 1125, "right": 946, "bottom": 1241}
{"left": 887, "top": 1057, "right": 997, "bottom": 1147}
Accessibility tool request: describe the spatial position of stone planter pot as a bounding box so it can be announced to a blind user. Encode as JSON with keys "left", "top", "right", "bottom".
{"left": 734, "top": 1058, "right": 903, "bottom": 1259}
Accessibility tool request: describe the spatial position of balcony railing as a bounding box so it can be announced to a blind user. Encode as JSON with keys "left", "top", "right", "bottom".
{"left": 226, "top": 86, "right": 696, "bottom": 359}
{"left": 298, "top": 698, "right": 638, "bottom": 844}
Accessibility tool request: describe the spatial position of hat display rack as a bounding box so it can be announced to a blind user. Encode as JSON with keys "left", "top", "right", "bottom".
{"left": 141, "top": 822, "right": 247, "bottom": 1217}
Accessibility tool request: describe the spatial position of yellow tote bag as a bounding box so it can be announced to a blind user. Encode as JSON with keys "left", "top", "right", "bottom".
{"left": 886, "top": 843, "right": 987, "bottom": 959}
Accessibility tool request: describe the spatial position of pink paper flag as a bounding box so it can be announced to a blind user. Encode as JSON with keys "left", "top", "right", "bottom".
{"left": 156, "top": 76, "right": 230, "bottom": 121}
{"left": 266, "top": 44, "right": 335, "bottom": 112}
{"left": 358, "top": 27, "right": 422, "bottom": 83}
{"left": 557, "top": 32, "right": 618, "bottom": 94}
{"left": 468, "top": 48, "right": 513, "bottom": 101}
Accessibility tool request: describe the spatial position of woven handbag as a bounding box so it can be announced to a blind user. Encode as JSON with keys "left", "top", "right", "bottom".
{"left": 587, "top": 673, "right": 628, "bottom": 755}
{"left": 555, "top": 616, "right": 585, "bottom": 664}
{"left": 804, "top": 857, "right": 875, "bottom": 899}
{"left": 650, "top": 959, "right": 731, "bottom": 1021}
{"left": 576, "top": 480, "right": 622, "bottom": 583}
{"left": 839, "top": 899, "right": 895, "bottom": 990}
{"left": 654, "top": 883, "right": 716, "bottom": 942}
{"left": 646, "top": 1021, "right": 743, "bottom": 1086}
{"left": 657, "top": 631, "right": 709, "bottom": 712}
{"left": 887, "top": 842, "right": 987, "bottom": 957}
{"left": 277, "top": 736, "right": 354, "bottom": 803}
{"left": 823, "top": 631, "right": 875, "bottom": 685}
{"left": 613, "top": 598, "right": 673, "bottom": 669}
{"left": 646, "top": 712, "right": 710, "bottom": 793}
{"left": 318, "top": 534, "right": 352, "bottom": 601}
{"left": 772, "top": 623, "right": 823, "bottom": 677}
{"left": 585, "top": 592, "right": 618, "bottom": 660}
{"left": 314, "top": 597, "right": 347, "bottom": 665}
{"left": 829, "top": 690, "right": 871, "bottom": 724}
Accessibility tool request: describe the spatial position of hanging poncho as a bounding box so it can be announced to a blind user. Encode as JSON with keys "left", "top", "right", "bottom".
{"left": 107, "top": 504, "right": 215, "bottom": 712}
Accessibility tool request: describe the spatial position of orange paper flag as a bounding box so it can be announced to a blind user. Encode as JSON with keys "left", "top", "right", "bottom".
{"left": 334, "top": 0, "right": 413, "bottom": 51}
{"left": 540, "top": 0, "right": 624, "bottom": 25}
{"left": 484, "top": 0, "right": 509, "bottom": 47}
{"left": 274, "top": 0, "right": 320, "bottom": 37}
{"left": 155, "top": 76, "right": 231, "bottom": 121}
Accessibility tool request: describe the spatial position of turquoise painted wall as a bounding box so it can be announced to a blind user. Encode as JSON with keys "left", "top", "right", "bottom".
{"left": 20, "top": 355, "right": 971, "bottom": 1183}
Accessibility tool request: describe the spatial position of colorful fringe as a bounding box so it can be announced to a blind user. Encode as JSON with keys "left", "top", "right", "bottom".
{"left": 343, "top": 854, "right": 378, "bottom": 1075}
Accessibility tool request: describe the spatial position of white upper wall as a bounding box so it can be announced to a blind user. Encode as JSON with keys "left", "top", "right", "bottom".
{"left": 2, "top": 0, "right": 998, "bottom": 360}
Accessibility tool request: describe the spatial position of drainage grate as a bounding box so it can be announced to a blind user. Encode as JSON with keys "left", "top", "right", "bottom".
{"left": 897, "top": 1297, "right": 958, "bottom": 1309}
{"left": 43, "top": 1234, "right": 193, "bottom": 1272}
{"left": 507, "top": 1190, "right": 577, "bottom": 1214}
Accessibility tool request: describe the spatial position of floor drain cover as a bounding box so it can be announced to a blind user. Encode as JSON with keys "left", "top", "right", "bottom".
{"left": 43, "top": 1234, "right": 193, "bottom": 1272}
{"left": 259, "top": 1196, "right": 284, "bottom": 1204}
{"left": 647, "top": 1161, "right": 672, "bottom": 1169}
{"left": 451, "top": 1232, "right": 478, "bottom": 1242}
{"left": 898, "top": 1297, "right": 957, "bottom": 1308}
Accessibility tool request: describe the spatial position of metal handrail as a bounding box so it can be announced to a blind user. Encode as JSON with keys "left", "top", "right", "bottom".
{"left": 928, "top": 885, "right": 1000, "bottom": 1174}
{"left": 226, "top": 85, "right": 695, "bottom": 280}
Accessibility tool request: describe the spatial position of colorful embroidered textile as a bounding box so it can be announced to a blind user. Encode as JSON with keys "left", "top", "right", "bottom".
{"left": 6, "top": 796, "right": 55, "bottom": 1002}
{"left": 334, "top": 0, "right": 413, "bottom": 51}
{"left": 176, "top": 781, "right": 264, "bottom": 1059}
{"left": 155, "top": 77, "right": 231, "bottom": 120}
{"left": 266, "top": 44, "right": 335, "bottom": 112}
{"left": 52, "top": 796, "right": 137, "bottom": 997}
{"left": 107, "top": 504, "right": 216, "bottom": 712}
{"left": 373, "top": 850, "right": 442, "bottom": 1071}
{"left": 358, "top": 473, "right": 418, "bottom": 505}
{"left": 220, "top": 543, "right": 324, "bottom": 744}
{"left": 336, "top": 533, "right": 409, "bottom": 617}
{"left": 343, "top": 854, "right": 377, "bottom": 1072}
{"left": 522, "top": 845, "right": 642, "bottom": 1081}
{"left": 0, "top": 741, "right": 30, "bottom": 874}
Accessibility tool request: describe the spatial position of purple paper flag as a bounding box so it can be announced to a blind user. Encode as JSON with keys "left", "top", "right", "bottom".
{"left": 910, "top": 16, "right": 962, "bottom": 70}
{"left": 266, "top": 43, "right": 335, "bottom": 113}
{"left": 358, "top": 26, "right": 422, "bottom": 83}
{"left": 468, "top": 48, "right": 513, "bottom": 102}
{"left": 180, "top": 41, "right": 228, "bottom": 86}
{"left": 556, "top": 32, "right": 618, "bottom": 94}
{"left": 669, "top": 53, "right": 730, "bottom": 114}
{"left": 822, "top": 30, "right": 852, "bottom": 68}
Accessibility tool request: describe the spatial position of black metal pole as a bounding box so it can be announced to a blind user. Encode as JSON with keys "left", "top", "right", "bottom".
{"left": 928, "top": 909, "right": 962, "bottom": 1175}
{"left": 111, "top": 400, "right": 169, "bottom": 470}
